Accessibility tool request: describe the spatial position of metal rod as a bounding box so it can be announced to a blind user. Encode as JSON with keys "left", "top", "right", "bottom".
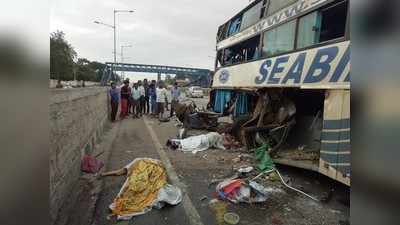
{"left": 113, "top": 10, "right": 116, "bottom": 81}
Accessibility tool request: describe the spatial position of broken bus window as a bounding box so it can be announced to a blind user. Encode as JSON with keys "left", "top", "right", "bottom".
{"left": 223, "top": 35, "right": 261, "bottom": 66}
{"left": 297, "top": 0, "right": 348, "bottom": 49}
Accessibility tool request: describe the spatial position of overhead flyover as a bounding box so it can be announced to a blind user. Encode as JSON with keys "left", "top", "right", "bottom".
{"left": 102, "top": 62, "right": 212, "bottom": 87}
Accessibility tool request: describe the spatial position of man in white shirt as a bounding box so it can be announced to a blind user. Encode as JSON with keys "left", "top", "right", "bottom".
{"left": 156, "top": 82, "right": 168, "bottom": 119}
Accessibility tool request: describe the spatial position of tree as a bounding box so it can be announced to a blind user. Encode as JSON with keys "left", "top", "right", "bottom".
{"left": 50, "top": 30, "right": 115, "bottom": 84}
{"left": 89, "top": 61, "right": 107, "bottom": 82}
{"left": 164, "top": 74, "right": 176, "bottom": 85}
{"left": 75, "top": 59, "right": 108, "bottom": 82}
{"left": 75, "top": 58, "right": 93, "bottom": 81}
{"left": 50, "top": 31, "right": 77, "bottom": 80}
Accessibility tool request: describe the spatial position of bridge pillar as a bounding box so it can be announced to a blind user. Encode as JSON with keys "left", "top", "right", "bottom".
{"left": 157, "top": 72, "right": 161, "bottom": 82}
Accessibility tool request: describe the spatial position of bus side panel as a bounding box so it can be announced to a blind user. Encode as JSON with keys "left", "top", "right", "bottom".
{"left": 319, "top": 90, "right": 350, "bottom": 186}
{"left": 336, "top": 90, "right": 350, "bottom": 185}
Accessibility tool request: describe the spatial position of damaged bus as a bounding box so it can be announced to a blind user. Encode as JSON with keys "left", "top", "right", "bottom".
{"left": 210, "top": 0, "right": 350, "bottom": 185}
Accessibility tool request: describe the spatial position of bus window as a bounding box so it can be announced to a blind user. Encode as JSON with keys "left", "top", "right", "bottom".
{"left": 297, "top": 0, "right": 348, "bottom": 48}
{"left": 227, "top": 17, "right": 242, "bottom": 36}
{"left": 217, "top": 22, "right": 229, "bottom": 42}
{"left": 223, "top": 35, "right": 260, "bottom": 65}
{"left": 297, "top": 12, "right": 322, "bottom": 49}
{"left": 262, "top": 20, "right": 296, "bottom": 57}
{"left": 319, "top": 0, "right": 348, "bottom": 42}
{"left": 216, "top": 50, "right": 223, "bottom": 68}
{"left": 240, "top": 1, "right": 263, "bottom": 31}
{"left": 267, "top": 0, "right": 297, "bottom": 16}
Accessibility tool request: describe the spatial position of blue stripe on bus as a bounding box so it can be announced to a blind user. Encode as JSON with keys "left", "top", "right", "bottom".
{"left": 321, "top": 130, "right": 350, "bottom": 141}
{"left": 321, "top": 142, "right": 350, "bottom": 152}
{"left": 323, "top": 119, "right": 350, "bottom": 130}
{"left": 320, "top": 153, "right": 350, "bottom": 164}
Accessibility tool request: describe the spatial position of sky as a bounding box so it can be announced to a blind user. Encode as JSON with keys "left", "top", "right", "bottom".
{"left": 50, "top": 0, "right": 250, "bottom": 81}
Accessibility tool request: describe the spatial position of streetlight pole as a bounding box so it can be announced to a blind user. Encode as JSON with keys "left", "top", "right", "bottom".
{"left": 94, "top": 9, "right": 134, "bottom": 83}
{"left": 113, "top": 10, "right": 116, "bottom": 66}
{"left": 113, "top": 9, "right": 134, "bottom": 63}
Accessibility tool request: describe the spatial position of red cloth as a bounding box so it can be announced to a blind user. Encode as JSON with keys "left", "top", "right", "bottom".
{"left": 81, "top": 155, "right": 104, "bottom": 173}
{"left": 120, "top": 99, "right": 128, "bottom": 118}
{"left": 222, "top": 179, "right": 242, "bottom": 196}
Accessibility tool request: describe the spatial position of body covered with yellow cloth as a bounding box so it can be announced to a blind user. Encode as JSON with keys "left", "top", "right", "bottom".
{"left": 109, "top": 158, "right": 182, "bottom": 220}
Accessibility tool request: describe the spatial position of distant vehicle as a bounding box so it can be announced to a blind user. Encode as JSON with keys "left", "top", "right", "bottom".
{"left": 187, "top": 86, "right": 204, "bottom": 98}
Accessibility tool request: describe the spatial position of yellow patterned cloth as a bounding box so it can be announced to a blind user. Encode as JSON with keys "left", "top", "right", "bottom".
{"left": 111, "top": 159, "right": 167, "bottom": 216}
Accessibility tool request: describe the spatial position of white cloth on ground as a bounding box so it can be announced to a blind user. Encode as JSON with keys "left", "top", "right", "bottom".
{"left": 171, "top": 132, "right": 226, "bottom": 154}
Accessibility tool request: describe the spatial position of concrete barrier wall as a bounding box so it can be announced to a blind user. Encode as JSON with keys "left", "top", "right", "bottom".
{"left": 49, "top": 87, "right": 109, "bottom": 223}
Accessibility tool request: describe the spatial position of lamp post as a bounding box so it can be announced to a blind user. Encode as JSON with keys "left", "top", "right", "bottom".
{"left": 113, "top": 10, "right": 134, "bottom": 64}
{"left": 94, "top": 9, "right": 134, "bottom": 82}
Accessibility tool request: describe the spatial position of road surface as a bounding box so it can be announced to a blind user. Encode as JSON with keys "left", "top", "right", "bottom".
{"left": 65, "top": 96, "right": 350, "bottom": 225}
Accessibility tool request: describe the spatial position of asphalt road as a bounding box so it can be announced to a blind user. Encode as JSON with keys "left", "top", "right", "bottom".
{"left": 88, "top": 97, "right": 349, "bottom": 225}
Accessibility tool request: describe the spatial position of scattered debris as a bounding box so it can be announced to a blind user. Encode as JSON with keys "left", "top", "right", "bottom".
{"left": 237, "top": 166, "right": 253, "bottom": 174}
{"left": 273, "top": 169, "right": 319, "bottom": 202}
{"left": 209, "top": 174, "right": 239, "bottom": 187}
{"left": 268, "top": 171, "right": 281, "bottom": 182}
{"left": 329, "top": 209, "right": 342, "bottom": 214}
{"left": 200, "top": 196, "right": 208, "bottom": 201}
{"left": 231, "top": 157, "right": 241, "bottom": 163}
{"left": 253, "top": 147, "right": 319, "bottom": 201}
{"left": 238, "top": 153, "right": 253, "bottom": 160}
{"left": 249, "top": 180, "right": 283, "bottom": 195}
{"left": 254, "top": 144, "right": 275, "bottom": 171}
{"left": 209, "top": 199, "right": 227, "bottom": 225}
{"left": 208, "top": 198, "right": 219, "bottom": 205}
{"left": 224, "top": 212, "right": 240, "bottom": 225}
{"left": 216, "top": 179, "right": 269, "bottom": 203}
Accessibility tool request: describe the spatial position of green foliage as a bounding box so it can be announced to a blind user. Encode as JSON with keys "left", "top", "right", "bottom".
{"left": 50, "top": 30, "right": 122, "bottom": 83}
{"left": 75, "top": 58, "right": 108, "bottom": 82}
{"left": 50, "top": 30, "right": 77, "bottom": 80}
{"left": 164, "top": 74, "right": 176, "bottom": 85}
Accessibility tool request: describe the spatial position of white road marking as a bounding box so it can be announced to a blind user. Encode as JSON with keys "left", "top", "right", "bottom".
{"left": 143, "top": 117, "right": 204, "bottom": 225}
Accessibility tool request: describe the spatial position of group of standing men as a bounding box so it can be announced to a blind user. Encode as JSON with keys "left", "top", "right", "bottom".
{"left": 108, "top": 78, "right": 180, "bottom": 122}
